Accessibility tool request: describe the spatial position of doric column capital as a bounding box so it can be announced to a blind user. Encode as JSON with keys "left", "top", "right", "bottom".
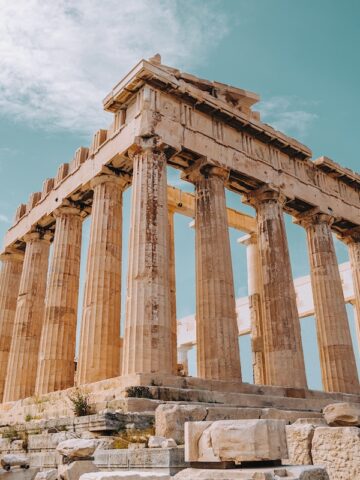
{"left": 336, "top": 226, "right": 360, "bottom": 245}
{"left": 53, "top": 200, "right": 83, "bottom": 219}
{"left": 181, "top": 159, "right": 230, "bottom": 184}
{"left": 294, "top": 208, "right": 334, "bottom": 229}
{"left": 90, "top": 169, "right": 131, "bottom": 190}
{"left": 23, "top": 229, "right": 52, "bottom": 244}
{"left": 243, "top": 185, "right": 286, "bottom": 208}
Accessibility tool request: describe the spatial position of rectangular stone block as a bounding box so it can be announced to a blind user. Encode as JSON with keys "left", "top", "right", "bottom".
{"left": 173, "top": 466, "right": 329, "bottom": 479}
{"left": 184, "top": 419, "right": 288, "bottom": 464}
{"left": 312, "top": 426, "right": 360, "bottom": 480}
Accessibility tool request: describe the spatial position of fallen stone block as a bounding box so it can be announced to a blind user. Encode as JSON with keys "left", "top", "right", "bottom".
{"left": 58, "top": 460, "right": 98, "bottom": 480}
{"left": 185, "top": 419, "right": 287, "bottom": 463}
{"left": 173, "top": 465, "right": 329, "bottom": 479}
{"left": 286, "top": 421, "right": 317, "bottom": 465}
{"left": 312, "top": 426, "right": 360, "bottom": 480}
{"left": 323, "top": 402, "right": 360, "bottom": 426}
{"left": 56, "top": 439, "right": 97, "bottom": 459}
{"left": 80, "top": 472, "right": 169, "bottom": 480}
{"left": 148, "top": 436, "right": 167, "bottom": 448}
{"left": 34, "top": 469, "right": 58, "bottom": 480}
{"left": 0, "top": 468, "right": 40, "bottom": 480}
{"left": 1, "top": 455, "right": 30, "bottom": 471}
{"left": 155, "top": 405, "right": 207, "bottom": 445}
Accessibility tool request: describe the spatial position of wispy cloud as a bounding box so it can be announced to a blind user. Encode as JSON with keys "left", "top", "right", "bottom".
{"left": 258, "top": 96, "right": 318, "bottom": 139}
{"left": 0, "top": 214, "right": 10, "bottom": 224}
{"left": 0, "top": 0, "right": 228, "bottom": 134}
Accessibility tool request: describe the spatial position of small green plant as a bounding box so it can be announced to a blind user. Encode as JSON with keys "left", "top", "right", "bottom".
{"left": 112, "top": 426, "right": 155, "bottom": 449}
{"left": 24, "top": 414, "right": 33, "bottom": 422}
{"left": 125, "top": 386, "right": 153, "bottom": 399}
{"left": 68, "top": 389, "right": 91, "bottom": 417}
{"left": 3, "top": 428, "right": 19, "bottom": 442}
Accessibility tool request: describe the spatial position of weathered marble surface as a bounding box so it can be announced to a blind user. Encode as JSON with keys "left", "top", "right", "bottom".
{"left": 185, "top": 419, "right": 287, "bottom": 463}
{"left": 312, "top": 427, "right": 360, "bottom": 480}
{"left": 173, "top": 466, "right": 329, "bottom": 479}
{"left": 323, "top": 402, "right": 360, "bottom": 426}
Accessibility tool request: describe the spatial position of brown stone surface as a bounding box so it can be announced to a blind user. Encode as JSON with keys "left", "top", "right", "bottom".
{"left": 77, "top": 173, "right": 128, "bottom": 385}
{"left": 183, "top": 164, "right": 241, "bottom": 381}
{"left": 0, "top": 251, "right": 24, "bottom": 401}
{"left": 298, "top": 211, "right": 359, "bottom": 394}
{"left": 246, "top": 187, "right": 307, "bottom": 389}
{"left": 35, "top": 204, "right": 83, "bottom": 395}
{"left": 122, "top": 147, "right": 173, "bottom": 375}
{"left": 3, "top": 232, "right": 51, "bottom": 402}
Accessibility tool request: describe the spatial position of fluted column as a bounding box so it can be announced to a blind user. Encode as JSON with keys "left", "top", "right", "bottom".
{"left": 35, "top": 204, "right": 83, "bottom": 395}
{"left": 3, "top": 231, "right": 51, "bottom": 402}
{"left": 346, "top": 233, "right": 360, "bottom": 353}
{"left": 184, "top": 164, "right": 241, "bottom": 381}
{"left": 297, "top": 211, "right": 359, "bottom": 394}
{"left": 168, "top": 207, "right": 178, "bottom": 374}
{"left": 122, "top": 147, "right": 173, "bottom": 375}
{"left": 77, "top": 173, "right": 128, "bottom": 385}
{"left": 238, "top": 233, "right": 266, "bottom": 385}
{"left": 178, "top": 344, "right": 192, "bottom": 376}
{"left": 0, "top": 249, "right": 24, "bottom": 401}
{"left": 246, "top": 187, "right": 307, "bottom": 388}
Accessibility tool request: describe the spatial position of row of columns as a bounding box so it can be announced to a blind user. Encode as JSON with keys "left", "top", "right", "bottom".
{"left": 0, "top": 149, "right": 359, "bottom": 403}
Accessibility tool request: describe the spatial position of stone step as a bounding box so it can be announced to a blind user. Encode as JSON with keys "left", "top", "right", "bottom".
{"left": 144, "top": 386, "right": 335, "bottom": 412}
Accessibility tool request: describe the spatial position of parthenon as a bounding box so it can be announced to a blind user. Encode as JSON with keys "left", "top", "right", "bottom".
{"left": 0, "top": 55, "right": 359, "bottom": 410}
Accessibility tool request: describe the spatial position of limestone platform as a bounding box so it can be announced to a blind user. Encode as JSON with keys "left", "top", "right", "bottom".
{"left": 0, "top": 374, "right": 359, "bottom": 426}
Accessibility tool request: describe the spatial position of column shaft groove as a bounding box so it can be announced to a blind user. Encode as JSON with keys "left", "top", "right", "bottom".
{"left": 122, "top": 149, "right": 173, "bottom": 375}
{"left": 3, "top": 233, "right": 50, "bottom": 402}
{"left": 0, "top": 252, "right": 24, "bottom": 401}
{"left": 193, "top": 167, "right": 241, "bottom": 381}
{"left": 248, "top": 189, "right": 307, "bottom": 388}
{"left": 35, "top": 206, "right": 82, "bottom": 395}
{"left": 303, "top": 216, "right": 359, "bottom": 393}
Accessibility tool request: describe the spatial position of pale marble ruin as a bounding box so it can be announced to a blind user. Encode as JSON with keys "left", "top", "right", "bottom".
{"left": 0, "top": 55, "right": 359, "bottom": 411}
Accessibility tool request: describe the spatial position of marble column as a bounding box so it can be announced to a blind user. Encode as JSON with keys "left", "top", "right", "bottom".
{"left": 346, "top": 234, "right": 360, "bottom": 354}
{"left": 77, "top": 173, "right": 128, "bottom": 385}
{"left": 246, "top": 187, "right": 307, "bottom": 389}
{"left": 35, "top": 204, "right": 83, "bottom": 395}
{"left": 122, "top": 147, "right": 173, "bottom": 375}
{"left": 186, "top": 165, "right": 241, "bottom": 381}
{"left": 0, "top": 249, "right": 24, "bottom": 401}
{"left": 178, "top": 344, "right": 192, "bottom": 376}
{"left": 238, "top": 233, "right": 266, "bottom": 385}
{"left": 3, "top": 231, "right": 51, "bottom": 402}
{"left": 168, "top": 207, "right": 178, "bottom": 374}
{"left": 298, "top": 211, "right": 359, "bottom": 394}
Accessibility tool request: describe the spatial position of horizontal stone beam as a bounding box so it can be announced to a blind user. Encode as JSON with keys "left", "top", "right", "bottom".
{"left": 167, "top": 186, "right": 255, "bottom": 233}
{"left": 177, "top": 261, "right": 355, "bottom": 348}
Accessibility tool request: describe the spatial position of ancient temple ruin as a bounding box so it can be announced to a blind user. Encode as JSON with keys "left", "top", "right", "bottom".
{"left": 0, "top": 56, "right": 359, "bottom": 480}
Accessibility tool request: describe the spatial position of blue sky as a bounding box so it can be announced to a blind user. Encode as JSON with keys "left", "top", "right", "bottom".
{"left": 0, "top": 0, "right": 359, "bottom": 389}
